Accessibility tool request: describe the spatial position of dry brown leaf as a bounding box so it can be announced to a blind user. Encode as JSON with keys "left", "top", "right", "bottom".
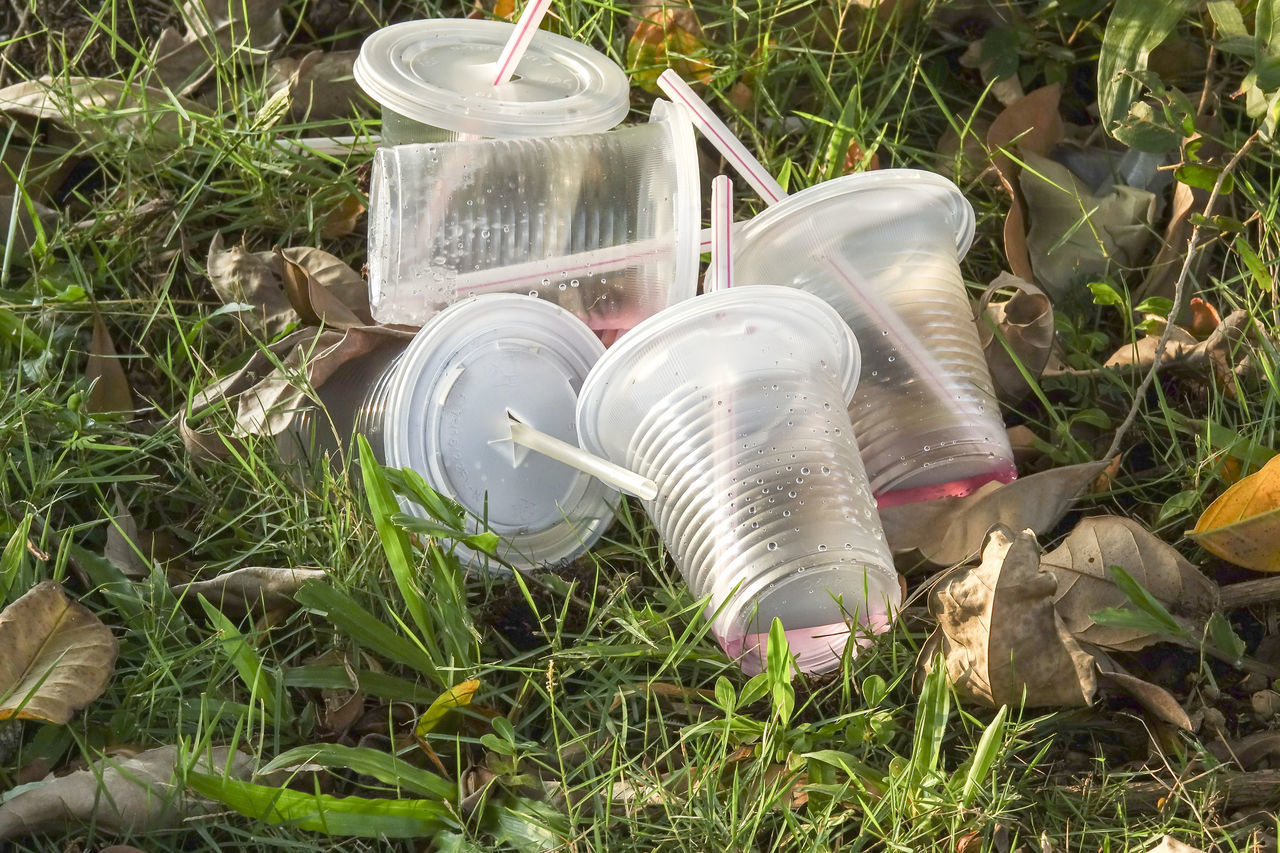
{"left": 0, "top": 745, "right": 251, "bottom": 841}
{"left": 986, "top": 85, "right": 1064, "bottom": 282}
{"left": 174, "top": 566, "right": 328, "bottom": 615}
{"left": 1019, "top": 151, "right": 1159, "bottom": 296}
{"left": 880, "top": 461, "right": 1108, "bottom": 566}
{"left": 923, "top": 525, "right": 1098, "bottom": 707}
{"left": 0, "top": 582, "right": 117, "bottom": 724}
{"left": 206, "top": 233, "right": 297, "bottom": 337}
{"left": 1187, "top": 297, "right": 1222, "bottom": 340}
{"left": 1144, "top": 837, "right": 1207, "bottom": 853}
{"left": 1190, "top": 454, "right": 1280, "bottom": 573}
{"left": 268, "top": 50, "right": 368, "bottom": 125}
{"left": 85, "top": 317, "right": 134, "bottom": 414}
{"left": 178, "top": 325, "right": 411, "bottom": 461}
{"left": 1043, "top": 516, "right": 1217, "bottom": 651}
{"left": 0, "top": 78, "right": 207, "bottom": 149}
{"left": 1094, "top": 657, "right": 1192, "bottom": 731}
{"left": 278, "top": 247, "right": 372, "bottom": 328}
{"left": 977, "top": 272, "right": 1055, "bottom": 402}
{"left": 104, "top": 496, "right": 148, "bottom": 580}
{"left": 178, "top": 0, "right": 285, "bottom": 65}
{"left": 626, "top": 6, "right": 712, "bottom": 93}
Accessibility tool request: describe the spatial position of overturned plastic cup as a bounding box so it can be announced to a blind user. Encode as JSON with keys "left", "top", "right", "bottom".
{"left": 576, "top": 286, "right": 899, "bottom": 674}
{"left": 731, "top": 170, "right": 1017, "bottom": 506}
{"left": 301, "top": 294, "right": 618, "bottom": 569}
{"left": 354, "top": 19, "right": 630, "bottom": 145}
{"left": 367, "top": 99, "right": 700, "bottom": 337}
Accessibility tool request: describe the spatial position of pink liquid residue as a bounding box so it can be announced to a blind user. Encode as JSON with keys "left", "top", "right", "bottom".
{"left": 873, "top": 459, "right": 1018, "bottom": 509}
{"left": 720, "top": 611, "right": 893, "bottom": 676}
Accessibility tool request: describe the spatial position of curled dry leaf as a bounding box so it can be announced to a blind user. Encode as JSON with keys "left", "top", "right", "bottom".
{"left": 1019, "top": 151, "right": 1158, "bottom": 296}
{"left": 1190, "top": 454, "right": 1280, "bottom": 572}
{"left": 0, "top": 78, "right": 208, "bottom": 149}
{"left": 922, "top": 526, "right": 1098, "bottom": 708}
{"left": 880, "top": 461, "right": 1108, "bottom": 566}
{"left": 267, "top": 50, "right": 368, "bottom": 125}
{"left": 178, "top": 325, "right": 412, "bottom": 461}
{"left": 977, "top": 272, "right": 1055, "bottom": 402}
{"left": 153, "top": 0, "right": 285, "bottom": 93}
{"left": 986, "top": 84, "right": 1064, "bottom": 282}
{"left": 85, "top": 317, "right": 134, "bottom": 414}
{"left": 174, "top": 566, "right": 329, "bottom": 616}
{"left": 1144, "top": 837, "right": 1207, "bottom": 853}
{"left": 0, "top": 745, "right": 252, "bottom": 841}
{"left": 1043, "top": 515, "right": 1217, "bottom": 651}
{"left": 0, "top": 582, "right": 117, "bottom": 724}
{"left": 206, "top": 234, "right": 296, "bottom": 337}
{"left": 104, "top": 495, "right": 148, "bottom": 580}
{"left": 1093, "top": 656, "right": 1192, "bottom": 731}
{"left": 627, "top": 5, "right": 712, "bottom": 93}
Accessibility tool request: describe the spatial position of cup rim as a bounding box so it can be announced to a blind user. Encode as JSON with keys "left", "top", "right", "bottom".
{"left": 381, "top": 293, "right": 616, "bottom": 568}
{"left": 575, "top": 286, "right": 861, "bottom": 461}
{"left": 650, "top": 99, "right": 701, "bottom": 310}
{"left": 354, "top": 19, "right": 630, "bottom": 138}
{"left": 737, "top": 168, "right": 976, "bottom": 259}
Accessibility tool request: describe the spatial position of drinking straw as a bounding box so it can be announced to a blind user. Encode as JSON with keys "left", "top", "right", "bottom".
{"left": 657, "top": 70, "right": 970, "bottom": 417}
{"left": 706, "top": 175, "right": 733, "bottom": 292}
{"left": 493, "top": 0, "right": 555, "bottom": 86}
{"left": 657, "top": 70, "right": 787, "bottom": 205}
{"left": 454, "top": 238, "right": 670, "bottom": 295}
{"left": 507, "top": 415, "right": 659, "bottom": 500}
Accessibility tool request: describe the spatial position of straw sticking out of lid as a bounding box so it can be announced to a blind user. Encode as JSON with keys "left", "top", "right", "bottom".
{"left": 656, "top": 69, "right": 787, "bottom": 205}
{"left": 707, "top": 175, "right": 733, "bottom": 292}
{"left": 506, "top": 415, "right": 658, "bottom": 500}
{"left": 493, "top": 0, "right": 556, "bottom": 85}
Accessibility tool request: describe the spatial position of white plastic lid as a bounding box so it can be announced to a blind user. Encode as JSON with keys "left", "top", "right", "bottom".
{"left": 383, "top": 294, "right": 617, "bottom": 568}
{"left": 738, "top": 169, "right": 976, "bottom": 259}
{"left": 576, "top": 287, "right": 861, "bottom": 464}
{"left": 354, "top": 19, "right": 630, "bottom": 138}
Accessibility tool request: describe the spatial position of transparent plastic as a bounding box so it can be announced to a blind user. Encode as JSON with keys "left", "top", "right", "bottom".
{"left": 294, "top": 295, "right": 617, "bottom": 570}
{"left": 354, "top": 19, "right": 630, "bottom": 144}
{"left": 731, "top": 170, "right": 1017, "bottom": 506}
{"left": 367, "top": 100, "right": 700, "bottom": 337}
{"left": 576, "top": 287, "right": 899, "bottom": 674}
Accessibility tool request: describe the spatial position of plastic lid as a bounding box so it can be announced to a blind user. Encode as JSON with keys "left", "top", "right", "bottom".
{"left": 383, "top": 294, "right": 617, "bottom": 568}
{"left": 738, "top": 169, "right": 976, "bottom": 259}
{"left": 576, "top": 287, "right": 861, "bottom": 464}
{"left": 354, "top": 19, "right": 630, "bottom": 138}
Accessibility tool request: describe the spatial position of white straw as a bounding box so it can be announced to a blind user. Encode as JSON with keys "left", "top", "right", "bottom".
{"left": 453, "top": 238, "right": 669, "bottom": 295}
{"left": 657, "top": 69, "right": 787, "bottom": 205}
{"left": 507, "top": 417, "right": 659, "bottom": 500}
{"left": 707, "top": 175, "right": 733, "bottom": 292}
{"left": 493, "top": 0, "right": 555, "bottom": 86}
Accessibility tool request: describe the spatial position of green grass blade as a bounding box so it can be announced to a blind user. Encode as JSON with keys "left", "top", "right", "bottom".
{"left": 293, "top": 580, "right": 440, "bottom": 681}
{"left": 282, "top": 666, "right": 441, "bottom": 704}
{"left": 187, "top": 772, "right": 457, "bottom": 838}
{"left": 198, "top": 595, "right": 287, "bottom": 723}
{"left": 0, "top": 514, "right": 33, "bottom": 605}
{"left": 909, "top": 658, "right": 951, "bottom": 788}
{"left": 357, "top": 434, "right": 435, "bottom": 649}
{"left": 258, "top": 744, "right": 455, "bottom": 799}
{"left": 960, "top": 705, "right": 1008, "bottom": 808}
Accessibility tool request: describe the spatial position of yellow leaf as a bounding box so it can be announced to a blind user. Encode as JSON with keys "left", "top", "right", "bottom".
{"left": 414, "top": 678, "right": 480, "bottom": 738}
{"left": 1189, "top": 453, "right": 1280, "bottom": 572}
{"left": 626, "top": 7, "right": 712, "bottom": 94}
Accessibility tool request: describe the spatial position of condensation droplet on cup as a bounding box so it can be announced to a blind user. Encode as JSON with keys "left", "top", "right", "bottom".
{"left": 817, "top": 544, "right": 827, "bottom": 552}
{"left": 767, "top": 542, "right": 778, "bottom": 551}
{"left": 800, "top": 467, "right": 810, "bottom": 475}
{"left": 558, "top": 282, "right": 568, "bottom": 290}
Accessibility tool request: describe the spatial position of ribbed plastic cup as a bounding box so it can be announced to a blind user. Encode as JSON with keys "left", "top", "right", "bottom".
{"left": 576, "top": 287, "right": 899, "bottom": 674}
{"left": 354, "top": 19, "right": 630, "bottom": 144}
{"left": 294, "top": 294, "right": 617, "bottom": 570}
{"left": 731, "top": 169, "right": 1017, "bottom": 506}
{"left": 367, "top": 100, "right": 700, "bottom": 337}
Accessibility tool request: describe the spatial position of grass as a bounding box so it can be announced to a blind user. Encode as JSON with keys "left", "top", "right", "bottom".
{"left": 2, "top": 0, "right": 1280, "bottom": 850}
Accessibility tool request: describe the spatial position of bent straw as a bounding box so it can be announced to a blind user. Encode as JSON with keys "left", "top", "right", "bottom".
{"left": 493, "top": 0, "right": 554, "bottom": 85}
{"left": 507, "top": 416, "right": 659, "bottom": 500}
{"left": 706, "top": 175, "right": 733, "bottom": 292}
{"left": 657, "top": 70, "right": 969, "bottom": 417}
{"left": 657, "top": 70, "right": 787, "bottom": 205}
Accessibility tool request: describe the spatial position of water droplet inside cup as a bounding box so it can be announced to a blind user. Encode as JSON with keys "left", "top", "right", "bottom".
{"left": 821, "top": 466, "right": 830, "bottom": 474}
{"left": 800, "top": 467, "right": 810, "bottom": 475}
{"left": 817, "top": 544, "right": 827, "bottom": 552}
{"left": 767, "top": 542, "right": 778, "bottom": 551}
{"left": 558, "top": 282, "right": 568, "bottom": 290}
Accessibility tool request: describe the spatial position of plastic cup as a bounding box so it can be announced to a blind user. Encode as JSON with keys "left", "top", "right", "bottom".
{"left": 576, "top": 287, "right": 899, "bottom": 674}
{"left": 297, "top": 294, "right": 618, "bottom": 569}
{"left": 366, "top": 100, "right": 700, "bottom": 337}
{"left": 354, "top": 19, "right": 630, "bottom": 145}
{"left": 730, "top": 169, "right": 1017, "bottom": 506}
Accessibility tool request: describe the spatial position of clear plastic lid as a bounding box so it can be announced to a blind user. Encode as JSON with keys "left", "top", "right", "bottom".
{"left": 383, "top": 294, "right": 617, "bottom": 568}
{"left": 576, "top": 287, "right": 861, "bottom": 464}
{"left": 354, "top": 19, "right": 630, "bottom": 138}
{"left": 737, "top": 169, "right": 976, "bottom": 259}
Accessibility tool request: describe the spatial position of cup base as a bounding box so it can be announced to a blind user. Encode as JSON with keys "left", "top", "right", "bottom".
{"left": 874, "top": 461, "right": 1018, "bottom": 508}
{"left": 720, "top": 610, "right": 893, "bottom": 677}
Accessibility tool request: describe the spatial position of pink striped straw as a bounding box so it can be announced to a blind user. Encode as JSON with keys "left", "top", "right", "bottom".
{"left": 493, "top": 0, "right": 555, "bottom": 86}
{"left": 657, "top": 70, "right": 788, "bottom": 205}
{"left": 707, "top": 175, "right": 733, "bottom": 292}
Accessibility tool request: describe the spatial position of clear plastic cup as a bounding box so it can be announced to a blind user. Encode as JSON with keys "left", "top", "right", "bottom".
{"left": 296, "top": 294, "right": 618, "bottom": 569}
{"left": 354, "top": 19, "right": 630, "bottom": 144}
{"left": 576, "top": 287, "right": 899, "bottom": 674}
{"left": 730, "top": 169, "right": 1017, "bottom": 507}
{"left": 367, "top": 100, "right": 700, "bottom": 338}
